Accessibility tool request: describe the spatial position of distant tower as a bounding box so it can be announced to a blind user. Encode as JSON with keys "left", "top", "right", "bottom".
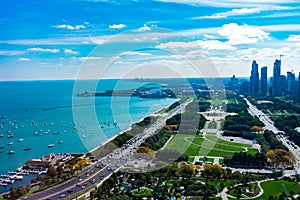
{"left": 272, "top": 59, "right": 281, "bottom": 96}
{"left": 260, "top": 66, "right": 267, "bottom": 96}
{"left": 299, "top": 72, "right": 300, "bottom": 96}
{"left": 250, "top": 60, "right": 259, "bottom": 95}
{"left": 286, "top": 71, "right": 295, "bottom": 94}
{"left": 228, "top": 75, "right": 239, "bottom": 91}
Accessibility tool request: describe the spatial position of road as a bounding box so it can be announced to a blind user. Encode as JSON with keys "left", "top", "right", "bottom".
{"left": 22, "top": 98, "right": 193, "bottom": 200}
{"left": 244, "top": 98, "right": 300, "bottom": 174}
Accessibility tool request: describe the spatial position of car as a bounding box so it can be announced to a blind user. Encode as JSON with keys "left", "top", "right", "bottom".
{"left": 67, "top": 190, "right": 73, "bottom": 193}
{"left": 60, "top": 194, "right": 65, "bottom": 198}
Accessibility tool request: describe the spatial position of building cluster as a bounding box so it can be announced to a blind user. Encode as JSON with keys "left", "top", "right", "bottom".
{"left": 227, "top": 59, "right": 300, "bottom": 96}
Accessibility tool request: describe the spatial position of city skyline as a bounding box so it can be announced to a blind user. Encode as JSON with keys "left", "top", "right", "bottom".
{"left": 1, "top": 1, "right": 300, "bottom": 80}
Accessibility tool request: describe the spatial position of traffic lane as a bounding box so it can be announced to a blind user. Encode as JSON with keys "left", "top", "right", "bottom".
{"left": 23, "top": 165, "right": 107, "bottom": 200}
{"left": 46, "top": 168, "right": 112, "bottom": 200}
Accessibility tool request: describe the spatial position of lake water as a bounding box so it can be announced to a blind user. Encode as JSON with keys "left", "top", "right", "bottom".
{"left": 0, "top": 79, "right": 177, "bottom": 192}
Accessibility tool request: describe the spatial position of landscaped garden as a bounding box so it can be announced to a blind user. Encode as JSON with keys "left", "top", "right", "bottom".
{"left": 166, "top": 132, "right": 258, "bottom": 158}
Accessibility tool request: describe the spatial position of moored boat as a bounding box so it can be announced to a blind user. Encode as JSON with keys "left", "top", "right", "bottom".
{"left": 48, "top": 144, "right": 54, "bottom": 148}
{"left": 23, "top": 147, "right": 31, "bottom": 151}
{"left": 7, "top": 150, "right": 15, "bottom": 154}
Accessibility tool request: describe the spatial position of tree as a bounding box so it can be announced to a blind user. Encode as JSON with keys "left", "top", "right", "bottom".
{"left": 266, "top": 149, "right": 296, "bottom": 168}
{"left": 176, "top": 164, "right": 194, "bottom": 179}
{"left": 203, "top": 164, "right": 225, "bottom": 180}
{"left": 47, "top": 166, "right": 57, "bottom": 177}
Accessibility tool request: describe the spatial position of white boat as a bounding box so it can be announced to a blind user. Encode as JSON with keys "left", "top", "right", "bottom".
{"left": 58, "top": 140, "right": 63, "bottom": 144}
{"left": 8, "top": 142, "right": 13, "bottom": 145}
{"left": 7, "top": 150, "right": 15, "bottom": 154}
{"left": 10, "top": 175, "right": 23, "bottom": 180}
{"left": 0, "top": 182, "right": 8, "bottom": 186}
{"left": 48, "top": 144, "right": 54, "bottom": 148}
{"left": 3, "top": 179, "right": 14, "bottom": 184}
{"left": 18, "top": 138, "right": 23, "bottom": 142}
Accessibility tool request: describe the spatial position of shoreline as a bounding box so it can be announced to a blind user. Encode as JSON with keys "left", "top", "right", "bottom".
{"left": 0, "top": 99, "right": 179, "bottom": 194}
{"left": 89, "top": 99, "right": 179, "bottom": 155}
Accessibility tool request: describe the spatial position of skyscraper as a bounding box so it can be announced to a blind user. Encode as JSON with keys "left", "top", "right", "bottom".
{"left": 298, "top": 72, "right": 300, "bottom": 96}
{"left": 272, "top": 59, "right": 281, "bottom": 96}
{"left": 227, "top": 75, "right": 239, "bottom": 91}
{"left": 286, "top": 71, "right": 295, "bottom": 94}
{"left": 250, "top": 60, "right": 259, "bottom": 95}
{"left": 260, "top": 66, "right": 267, "bottom": 95}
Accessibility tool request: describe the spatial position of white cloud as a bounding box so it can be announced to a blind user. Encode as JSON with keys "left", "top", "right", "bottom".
{"left": 78, "top": 56, "right": 103, "bottom": 62}
{"left": 156, "top": 41, "right": 199, "bottom": 49}
{"left": 27, "top": 47, "right": 60, "bottom": 53}
{"left": 84, "top": 21, "right": 90, "bottom": 25}
{"left": 194, "top": 8, "right": 261, "bottom": 19}
{"left": 197, "top": 40, "right": 237, "bottom": 50}
{"left": 203, "top": 34, "right": 216, "bottom": 39}
{"left": 156, "top": 0, "right": 298, "bottom": 8}
{"left": 109, "top": 24, "right": 126, "bottom": 29}
{"left": 218, "top": 23, "right": 270, "bottom": 45}
{"left": 52, "top": 24, "right": 86, "bottom": 30}
{"left": 64, "top": 49, "right": 78, "bottom": 54}
{"left": 90, "top": 37, "right": 106, "bottom": 45}
{"left": 121, "top": 51, "right": 151, "bottom": 56}
{"left": 0, "top": 50, "right": 26, "bottom": 56}
{"left": 156, "top": 40, "right": 236, "bottom": 51}
{"left": 137, "top": 24, "right": 151, "bottom": 32}
{"left": 18, "top": 57, "right": 31, "bottom": 61}
{"left": 287, "top": 35, "right": 300, "bottom": 42}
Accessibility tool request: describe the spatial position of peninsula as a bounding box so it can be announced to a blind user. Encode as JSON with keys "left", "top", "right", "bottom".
{"left": 76, "top": 83, "right": 176, "bottom": 98}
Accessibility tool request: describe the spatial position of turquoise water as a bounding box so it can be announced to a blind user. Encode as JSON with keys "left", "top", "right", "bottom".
{"left": 0, "top": 80, "right": 177, "bottom": 177}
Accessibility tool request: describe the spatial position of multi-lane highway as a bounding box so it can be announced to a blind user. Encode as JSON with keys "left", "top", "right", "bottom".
{"left": 22, "top": 98, "right": 193, "bottom": 200}
{"left": 245, "top": 98, "right": 300, "bottom": 174}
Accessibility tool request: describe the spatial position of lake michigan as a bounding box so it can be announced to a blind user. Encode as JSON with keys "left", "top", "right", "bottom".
{"left": 0, "top": 79, "right": 177, "bottom": 177}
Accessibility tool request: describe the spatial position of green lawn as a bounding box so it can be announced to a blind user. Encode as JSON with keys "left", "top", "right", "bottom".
{"left": 131, "top": 187, "right": 153, "bottom": 197}
{"left": 199, "top": 157, "right": 214, "bottom": 163}
{"left": 253, "top": 180, "right": 299, "bottom": 200}
{"left": 209, "top": 99, "right": 226, "bottom": 106}
{"left": 166, "top": 133, "right": 257, "bottom": 157}
{"left": 228, "top": 183, "right": 260, "bottom": 198}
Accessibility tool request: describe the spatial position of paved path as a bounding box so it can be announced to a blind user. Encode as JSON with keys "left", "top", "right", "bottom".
{"left": 245, "top": 98, "right": 300, "bottom": 173}
{"left": 219, "top": 178, "right": 274, "bottom": 200}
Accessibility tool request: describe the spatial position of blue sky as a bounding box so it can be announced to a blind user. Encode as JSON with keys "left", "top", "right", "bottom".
{"left": 1, "top": 0, "right": 300, "bottom": 80}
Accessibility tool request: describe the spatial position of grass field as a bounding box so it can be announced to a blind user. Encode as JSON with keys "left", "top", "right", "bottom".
{"left": 208, "top": 99, "right": 226, "bottom": 106}
{"left": 253, "top": 180, "right": 299, "bottom": 200}
{"left": 166, "top": 133, "right": 258, "bottom": 157}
